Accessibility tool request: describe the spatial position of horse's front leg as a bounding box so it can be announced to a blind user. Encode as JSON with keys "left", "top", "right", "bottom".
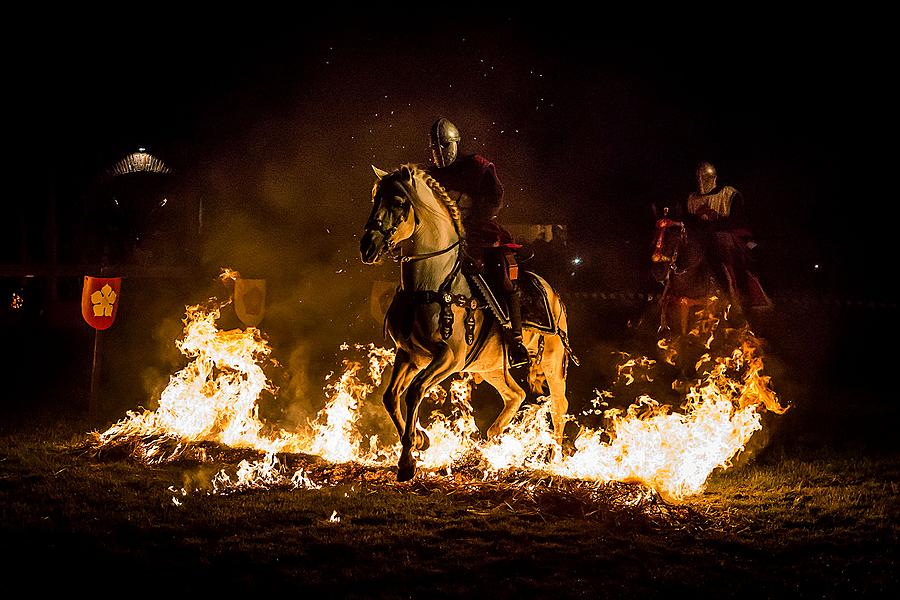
{"left": 382, "top": 348, "right": 418, "bottom": 441}
{"left": 397, "top": 343, "right": 458, "bottom": 482}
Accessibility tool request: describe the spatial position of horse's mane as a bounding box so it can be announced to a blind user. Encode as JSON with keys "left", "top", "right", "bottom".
{"left": 372, "top": 164, "right": 466, "bottom": 238}
{"left": 407, "top": 165, "right": 465, "bottom": 238}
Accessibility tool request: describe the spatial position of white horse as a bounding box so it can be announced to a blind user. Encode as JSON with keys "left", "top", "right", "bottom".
{"left": 360, "top": 164, "right": 575, "bottom": 481}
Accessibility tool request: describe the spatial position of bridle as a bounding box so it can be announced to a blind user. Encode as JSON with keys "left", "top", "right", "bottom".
{"left": 368, "top": 179, "right": 463, "bottom": 265}
{"left": 652, "top": 219, "right": 687, "bottom": 278}
{"left": 367, "top": 171, "right": 479, "bottom": 344}
{"left": 366, "top": 198, "right": 412, "bottom": 254}
{"left": 652, "top": 218, "right": 687, "bottom": 333}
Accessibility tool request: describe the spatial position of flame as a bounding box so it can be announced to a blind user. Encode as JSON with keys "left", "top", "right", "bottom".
{"left": 308, "top": 355, "right": 387, "bottom": 463}
{"left": 218, "top": 267, "right": 241, "bottom": 284}
{"left": 208, "top": 453, "right": 320, "bottom": 494}
{"left": 93, "top": 273, "right": 786, "bottom": 502}
{"left": 657, "top": 338, "right": 677, "bottom": 366}
{"left": 615, "top": 354, "right": 656, "bottom": 386}
{"left": 94, "top": 292, "right": 302, "bottom": 461}
{"left": 561, "top": 342, "right": 775, "bottom": 501}
{"left": 417, "top": 375, "right": 480, "bottom": 471}
{"left": 481, "top": 401, "right": 562, "bottom": 471}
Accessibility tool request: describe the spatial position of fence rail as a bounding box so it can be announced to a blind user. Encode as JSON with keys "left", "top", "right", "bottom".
{"left": 564, "top": 290, "right": 898, "bottom": 310}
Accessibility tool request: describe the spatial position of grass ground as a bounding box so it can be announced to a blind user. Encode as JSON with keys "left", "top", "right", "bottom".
{"left": 1, "top": 414, "right": 897, "bottom": 598}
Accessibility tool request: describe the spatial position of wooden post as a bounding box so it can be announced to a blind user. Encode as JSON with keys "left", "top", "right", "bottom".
{"left": 88, "top": 264, "right": 108, "bottom": 421}
{"left": 89, "top": 328, "right": 103, "bottom": 420}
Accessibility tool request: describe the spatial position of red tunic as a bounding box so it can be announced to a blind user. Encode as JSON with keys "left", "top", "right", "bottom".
{"left": 427, "top": 154, "right": 515, "bottom": 250}
{"left": 676, "top": 187, "right": 771, "bottom": 309}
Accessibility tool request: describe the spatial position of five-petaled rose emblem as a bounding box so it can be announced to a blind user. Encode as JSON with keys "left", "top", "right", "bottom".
{"left": 82, "top": 276, "right": 122, "bottom": 330}
{"left": 91, "top": 284, "right": 117, "bottom": 317}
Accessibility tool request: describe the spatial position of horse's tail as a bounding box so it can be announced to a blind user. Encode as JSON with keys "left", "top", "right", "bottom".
{"left": 527, "top": 278, "right": 578, "bottom": 394}
{"left": 552, "top": 289, "right": 579, "bottom": 375}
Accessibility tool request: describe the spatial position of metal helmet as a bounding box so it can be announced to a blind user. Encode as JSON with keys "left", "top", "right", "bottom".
{"left": 696, "top": 161, "right": 717, "bottom": 194}
{"left": 429, "top": 117, "right": 461, "bottom": 168}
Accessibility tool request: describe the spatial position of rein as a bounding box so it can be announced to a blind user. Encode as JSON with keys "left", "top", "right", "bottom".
{"left": 371, "top": 169, "right": 483, "bottom": 344}
{"left": 400, "top": 239, "right": 461, "bottom": 263}
{"left": 654, "top": 220, "right": 687, "bottom": 332}
{"left": 653, "top": 220, "right": 687, "bottom": 277}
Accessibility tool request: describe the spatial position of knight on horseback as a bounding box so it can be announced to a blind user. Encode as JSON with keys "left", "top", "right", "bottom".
{"left": 675, "top": 161, "right": 772, "bottom": 314}
{"left": 426, "top": 117, "right": 531, "bottom": 368}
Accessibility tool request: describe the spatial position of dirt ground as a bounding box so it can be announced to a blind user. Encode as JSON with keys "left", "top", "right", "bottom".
{"left": 1, "top": 408, "right": 897, "bottom": 598}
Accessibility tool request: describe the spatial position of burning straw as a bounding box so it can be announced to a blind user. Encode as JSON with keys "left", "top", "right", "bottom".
{"left": 90, "top": 270, "right": 787, "bottom": 505}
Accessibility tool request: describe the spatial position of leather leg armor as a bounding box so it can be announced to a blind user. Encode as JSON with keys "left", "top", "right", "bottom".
{"left": 498, "top": 250, "right": 529, "bottom": 368}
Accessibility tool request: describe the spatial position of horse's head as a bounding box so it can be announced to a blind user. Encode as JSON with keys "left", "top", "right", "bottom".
{"left": 360, "top": 165, "right": 418, "bottom": 264}
{"left": 650, "top": 217, "right": 686, "bottom": 283}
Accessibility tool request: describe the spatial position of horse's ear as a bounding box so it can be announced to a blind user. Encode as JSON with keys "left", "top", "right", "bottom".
{"left": 372, "top": 165, "right": 389, "bottom": 180}
{"left": 399, "top": 164, "right": 413, "bottom": 183}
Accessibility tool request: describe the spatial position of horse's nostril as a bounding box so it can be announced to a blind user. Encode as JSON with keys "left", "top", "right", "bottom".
{"left": 360, "top": 231, "right": 382, "bottom": 263}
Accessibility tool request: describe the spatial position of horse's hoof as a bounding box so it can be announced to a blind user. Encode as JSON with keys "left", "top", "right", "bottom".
{"left": 487, "top": 424, "right": 505, "bottom": 439}
{"left": 397, "top": 463, "right": 416, "bottom": 482}
{"left": 414, "top": 430, "right": 431, "bottom": 451}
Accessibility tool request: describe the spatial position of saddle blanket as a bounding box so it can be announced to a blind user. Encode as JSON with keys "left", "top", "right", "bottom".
{"left": 466, "top": 270, "right": 556, "bottom": 334}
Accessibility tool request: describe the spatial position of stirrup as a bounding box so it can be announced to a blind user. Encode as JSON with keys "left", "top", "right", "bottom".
{"left": 507, "top": 341, "right": 530, "bottom": 368}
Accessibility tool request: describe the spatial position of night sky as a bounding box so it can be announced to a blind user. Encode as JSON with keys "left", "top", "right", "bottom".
{"left": 11, "top": 16, "right": 893, "bottom": 301}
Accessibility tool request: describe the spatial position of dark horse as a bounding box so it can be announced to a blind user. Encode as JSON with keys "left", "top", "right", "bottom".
{"left": 651, "top": 215, "right": 786, "bottom": 462}
{"left": 650, "top": 215, "right": 737, "bottom": 375}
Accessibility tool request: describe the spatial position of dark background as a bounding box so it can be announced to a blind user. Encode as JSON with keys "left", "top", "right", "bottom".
{"left": 2, "top": 16, "right": 895, "bottom": 443}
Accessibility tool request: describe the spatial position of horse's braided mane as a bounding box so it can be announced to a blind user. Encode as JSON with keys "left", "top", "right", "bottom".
{"left": 406, "top": 164, "right": 466, "bottom": 238}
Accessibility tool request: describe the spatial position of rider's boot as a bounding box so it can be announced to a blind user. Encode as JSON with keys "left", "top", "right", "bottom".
{"left": 505, "top": 287, "right": 530, "bottom": 369}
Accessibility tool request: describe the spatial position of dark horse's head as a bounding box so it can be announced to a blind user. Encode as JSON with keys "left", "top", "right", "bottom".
{"left": 651, "top": 217, "right": 687, "bottom": 283}
{"left": 651, "top": 216, "right": 720, "bottom": 301}
{"left": 360, "top": 165, "right": 417, "bottom": 264}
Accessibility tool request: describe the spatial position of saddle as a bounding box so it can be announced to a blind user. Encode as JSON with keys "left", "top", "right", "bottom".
{"left": 465, "top": 270, "right": 557, "bottom": 334}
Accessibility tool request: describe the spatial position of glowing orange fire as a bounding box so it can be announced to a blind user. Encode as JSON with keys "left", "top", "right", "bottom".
{"left": 95, "top": 269, "right": 786, "bottom": 502}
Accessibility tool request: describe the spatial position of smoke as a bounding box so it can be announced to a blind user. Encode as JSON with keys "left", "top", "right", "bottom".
{"left": 163, "top": 36, "right": 569, "bottom": 428}
{"left": 90, "top": 26, "right": 826, "bottom": 434}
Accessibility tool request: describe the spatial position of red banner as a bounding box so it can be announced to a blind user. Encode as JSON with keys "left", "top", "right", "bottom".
{"left": 81, "top": 276, "right": 122, "bottom": 330}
